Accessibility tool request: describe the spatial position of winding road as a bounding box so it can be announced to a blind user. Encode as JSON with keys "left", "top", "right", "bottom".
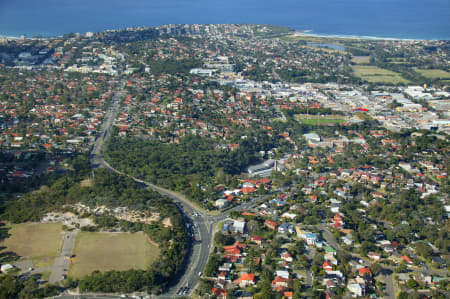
{"left": 83, "top": 83, "right": 413, "bottom": 299}
{"left": 88, "top": 84, "right": 215, "bottom": 297}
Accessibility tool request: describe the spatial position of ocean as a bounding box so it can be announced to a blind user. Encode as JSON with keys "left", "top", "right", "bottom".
{"left": 0, "top": 0, "right": 449, "bottom": 40}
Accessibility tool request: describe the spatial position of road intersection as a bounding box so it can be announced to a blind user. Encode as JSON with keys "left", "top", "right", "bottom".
{"left": 88, "top": 85, "right": 216, "bottom": 297}
{"left": 80, "top": 85, "right": 441, "bottom": 299}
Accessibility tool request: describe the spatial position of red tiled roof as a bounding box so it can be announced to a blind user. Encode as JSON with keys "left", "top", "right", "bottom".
{"left": 272, "top": 276, "right": 288, "bottom": 284}
{"left": 264, "top": 220, "right": 278, "bottom": 229}
{"left": 358, "top": 267, "right": 372, "bottom": 276}
{"left": 401, "top": 255, "right": 413, "bottom": 264}
{"left": 235, "top": 273, "right": 255, "bottom": 283}
{"left": 323, "top": 261, "right": 333, "bottom": 270}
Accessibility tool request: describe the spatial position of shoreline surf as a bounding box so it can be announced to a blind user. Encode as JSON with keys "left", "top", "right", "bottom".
{"left": 1, "top": 25, "right": 449, "bottom": 42}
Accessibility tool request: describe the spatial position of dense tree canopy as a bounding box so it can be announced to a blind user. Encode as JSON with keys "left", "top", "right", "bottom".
{"left": 105, "top": 134, "right": 278, "bottom": 205}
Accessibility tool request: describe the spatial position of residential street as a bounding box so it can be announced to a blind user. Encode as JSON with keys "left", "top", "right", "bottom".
{"left": 380, "top": 268, "right": 395, "bottom": 299}
{"left": 305, "top": 247, "right": 315, "bottom": 288}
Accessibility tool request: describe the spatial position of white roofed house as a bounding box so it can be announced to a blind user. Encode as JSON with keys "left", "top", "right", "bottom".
{"left": 329, "top": 198, "right": 341, "bottom": 213}
{"left": 1, "top": 264, "right": 14, "bottom": 273}
{"left": 275, "top": 270, "right": 290, "bottom": 279}
{"left": 367, "top": 252, "right": 381, "bottom": 261}
{"left": 247, "top": 160, "right": 275, "bottom": 177}
{"left": 347, "top": 283, "right": 364, "bottom": 297}
{"left": 304, "top": 233, "right": 318, "bottom": 246}
{"left": 215, "top": 198, "right": 229, "bottom": 209}
{"left": 232, "top": 218, "right": 246, "bottom": 234}
{"left": 278, "top": 222, "right": 295, "bottom": 234}
{"left": 303, "top": 133, "right": 321, "bottom": 143}
{"left": 189, "top": 68, "right": 216, "bottom": 76}
{"left": 281, "top": 211, "right": 297, "bottom": 220}
{"left": 341, "top": 234, "right": 353, "bottom": 245}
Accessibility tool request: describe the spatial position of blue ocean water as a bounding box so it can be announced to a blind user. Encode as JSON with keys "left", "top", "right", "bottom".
{"left": 0, "top": 0, "right": 449, "bottom": 40}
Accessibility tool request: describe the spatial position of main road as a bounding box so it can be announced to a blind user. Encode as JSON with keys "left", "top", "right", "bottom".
{"left": 88, "top": 83, "right": 213, "bottom": 297}
{"left": 86, "top": 82, "right": 273, "bottom": 297}
{"left": 129, "top": 172, "right": 213, "bottom": 297}
{"left": 89, "top": 83, "right": 123, "bottom": 168}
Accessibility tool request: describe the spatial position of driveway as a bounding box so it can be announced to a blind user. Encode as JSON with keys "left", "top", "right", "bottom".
{"left": 49, "top": 231, "right": 78, "bottom": 284}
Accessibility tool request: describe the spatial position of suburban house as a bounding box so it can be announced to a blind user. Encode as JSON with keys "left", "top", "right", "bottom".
{"left": 281, "top": 251, "right": 294, "bottom": 263}
{"left": 348, "top": 283, "right": 364, "bottom": 297}
{"left": 251, "top": 235, "right": 264, "bottom": 245}
{"left": 233, "top": 218, "right": 246, "bottom": 234}
{"left": 234, "top": 273, "right": 256, "bottom": 287}
{"left": 215, "top": 198, "right": 229, "bottom": 209}
{"left": 264, "top": 219, "right": 278, "bottom": 230}
{"left": 278, "top": 222, "right": 295, "bottom": 234}
{"left": 272, "top": 275, "right": 289, "bottom": 290}
{"left": 296, "top": 226, "right": 319, "bottom": 245}
{"left": 323, "top": 260, "right": 333, "bottom": 271}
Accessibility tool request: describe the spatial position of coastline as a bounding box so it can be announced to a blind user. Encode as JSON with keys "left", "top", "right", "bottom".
{"left": 0, "top": 35, "right": 22, "bottom": 40}
{"left": 1, "top": 25, "right": 449, "bottom": 42}
{"left": 0, "top": 34, "right": 61, "bottom": 41}
{"left": 0, "top": 31, "right": 62, "bottom": 40}
{"left": 291, "top": 30, "right": 442, "bottom": 42}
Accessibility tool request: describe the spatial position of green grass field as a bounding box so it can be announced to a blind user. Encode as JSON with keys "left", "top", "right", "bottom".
{"left": 281, "top": 33, "right": 359, "bottom": 44}
{"left": 294, "top": 114, "right": 347, "bottom": 125}
{"left": 280, "top": 34, "right": 325, "bottom": 43}
{"left": 351, "top": 56, "right": 371, "bottom": 64}
{"left": 69, "top": 231, "right": 159, "bottom": 278}
{"left": 386, "top": 58, "right": 408, "bottom": 64}
{"left": 0, "top": 223, "right": 63, "bottom": 268}
{"left": 413, "top": 68, "right": 450, "bottom": 79}
{"left": 355, "top": 112, "right": 374, "bottom": 121}
{"left": 352, "top": 65, "right": 409, "bottom": 84}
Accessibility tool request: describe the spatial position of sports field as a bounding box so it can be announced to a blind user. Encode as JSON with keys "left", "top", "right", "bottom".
{"left": 351, "top": 56, "right": 371, "bottom": 64}
{"left": 294, "top": 114, "right": 347, "bottom": 125}
{"left": 413, "top": 68, "right": 450, "bottom": 79}
{"left": 69, "top": 231, "right": 159, "bottom": 278}
{"left": 355, "top": 112, "right": 373, "bottom": 121}
{"left": 0, "top": 223, "right": 63, "bottom": 268}
{"left": 352, "top": 65, "right": 409, "bottom": 84}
